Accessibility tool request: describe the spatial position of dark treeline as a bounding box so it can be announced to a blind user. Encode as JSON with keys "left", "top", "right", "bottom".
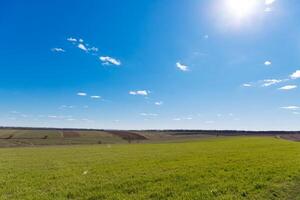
{"left": 0, "top": 126, "right": 299, "bottom": 136}
{"left": 0, "top": 126, "right": 106, "bottom": 132}
{"left": 138, "top": 129, "right": 300, "bottom": 136}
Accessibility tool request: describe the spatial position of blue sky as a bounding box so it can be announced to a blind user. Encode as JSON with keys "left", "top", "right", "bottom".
{"left": 1, "top": 0, "right": 300, "bottom": 130}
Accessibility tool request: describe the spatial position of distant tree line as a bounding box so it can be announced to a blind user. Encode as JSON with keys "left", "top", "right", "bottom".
{"left": 0, "top": 127, "right": 299, "bottom": 136}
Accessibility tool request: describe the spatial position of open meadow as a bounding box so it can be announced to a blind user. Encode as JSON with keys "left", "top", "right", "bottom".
{"left": 3, "top": 0, "right": 300, "bottom": 199}
{"left": 1, "top": 136, "right": 300, "bottom": 200}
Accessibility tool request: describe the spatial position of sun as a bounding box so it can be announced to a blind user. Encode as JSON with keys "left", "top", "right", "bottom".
{"left": 225, "top": 0, "right": 258, "bottom": 19}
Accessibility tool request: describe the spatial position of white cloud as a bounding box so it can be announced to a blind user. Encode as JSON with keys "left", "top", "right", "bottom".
{"left": 88, "top": 47, "right": 98, "bottom": 52}
{"left": 78, "top": 43, "right": 88, "bottom": 52}
{"left": 67, "top": 37, "right": 77, "bottom": 42}
{"left": 290, "top": 70, "right": 300, "bottom": 79}
{"left": 77, "top": 92, "right": 87, "bottom": 96}
{"left": 48, "top": 115, "right": 57, "bottom": 118}
{"left": 262, "top": 79, "right": 282, "bottom": 87}
{"left": 173, "top": 118, "right": 181, "bottom": 121}
{"left": 60, "top": 105, "right": 74, "bottom": 109}
{"left": 68, "top": 37, "right": 99, "bottom": 54}
{"left": 278, "top": 85, "right": 297, "bottom": 90}
{"left": 140, "top": 113, "right": 158, "bottom": 117}
{"left": 129, "top": 90, "right": 149, "bottom": 96}
{"left": 265, "top": 0, "right": 275, "bottom": 5}
{"left": 242, "top": 83, "right": 252, "bottom": 87}
{"left": 155, "top": 101, "right": 163, "bottom": 106}
{"left": 100, "top": 56, "right": 121, "bottom": 66}
{"left": 293, "top": 112, "right": 300, "bottom": 115}
{"left": 176, "top": 62, "right": 189, "bottom": 71}
{"left": 173, "top": 117, "right": 193, "bottom": 121}
{"left": 281, "top": 106, "right": 300, "bottom": 110}
{"left": 264, "top": 61, "right": 272, "bottom": 66}
{"left": 51, "top": 48, "right": 65, "bottom": 52}
{"left": 205, "top": 121, "right": 215, "bottom": 124}
{"left": 90, "top": 95, "right": 101, "bottom": 99}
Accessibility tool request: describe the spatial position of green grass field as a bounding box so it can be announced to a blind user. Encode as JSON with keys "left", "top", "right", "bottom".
{"left": 1, "top": 137, "right": 300, "bottom": 200}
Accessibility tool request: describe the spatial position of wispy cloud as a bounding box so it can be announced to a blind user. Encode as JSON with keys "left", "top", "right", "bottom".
{"left": 68, "top": 37, "right": 98, "bottom": 53}
{"left": 173, "top": 117, "right": 193, "bottom": 121}
{"left": 88, "top": 47, "right": 98, "bottom": 52}
{"left": 262, "top": 79, "right": 283, "bottom": 87}
{"left": 78, "top": 43, "right": 88, "bottom": 52}
{"left": 77, "top": 92, "right": 87, "bottom": 96}
{"left": 48, "top": 115, "right": 57, "bottom": 119}
{"left": 129, "top": 90, "right": 149, "bottom": 96}
{"left": 83, "top": 118, "right": 94, "bottom": 123}
{"left": 59, "top": 105, "right": 74, "bottom": 109}
{"left": 290, "top": 70, "right": 300, "bottom": 79}
{"left": 173, "top": 118, "right": 181, "bottom": 121}
{"left": 176, "top": 62, "right": 189, "bottom": 71}
{"left": 51, "top": 48, "right": 65, "bottom": 52}
{"left": 242, "top": 83, "right": 252, "bottom": 87}
{"left": 140, "top": 113, "right": 158, "bottom": 117}
{"left": 245, "top": 69, "right": 300, "bottom": 90}
{"left": 264, "top": 60, "right": 272, "bottom": 66}
{"left": 67, "top": 37, "right": 77, "bottom": 42}
{"left": 155, "top": 101, "right": 163, "bottom": 106}
{"left": 90, "top": 95, "right": 101, "bottom": 99}
{"left": 67, "top": 37, "right": 122, "bottom": 67}
{"left": 278, "top": 85, "right": 297, "bottom": 90}
{"left": 99, "top": 56, "right": 121, "bottom": 66}
{"left": 281, "top": 106, "right": 300, "bottom": 110}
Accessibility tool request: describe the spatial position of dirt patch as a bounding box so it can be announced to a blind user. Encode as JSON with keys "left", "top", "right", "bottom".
{"left": 106, "top": 131, "right": 147, "bottom": 141}
{"left": 63, "top": 131, "right": 81, "bottom": 138}
{"left": 278, "top": 134, "right": 300, "bottom": 142}
{"left": 0, "top": 134, "right": 14, "bottom": 139}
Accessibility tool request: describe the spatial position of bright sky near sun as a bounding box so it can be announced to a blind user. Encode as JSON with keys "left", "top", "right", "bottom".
{"left": 1, "top": 0, "right": 300, "bottom": 130}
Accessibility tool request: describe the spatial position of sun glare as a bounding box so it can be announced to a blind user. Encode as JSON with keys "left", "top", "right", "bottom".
{"left": 225, "top": 0, "right": 258, "bottom": 19}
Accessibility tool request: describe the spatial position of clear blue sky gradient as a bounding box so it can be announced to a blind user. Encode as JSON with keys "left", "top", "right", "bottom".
{"left": 1, "top": 0, "right": 300, "bottom": 130}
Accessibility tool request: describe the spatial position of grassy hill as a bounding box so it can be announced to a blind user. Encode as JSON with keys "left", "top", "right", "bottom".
{"left": 0, "top": 128, "right": 216, "bottom": 147}
{"left": 1, "top": 127, "right": 300, "bottom": 148}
